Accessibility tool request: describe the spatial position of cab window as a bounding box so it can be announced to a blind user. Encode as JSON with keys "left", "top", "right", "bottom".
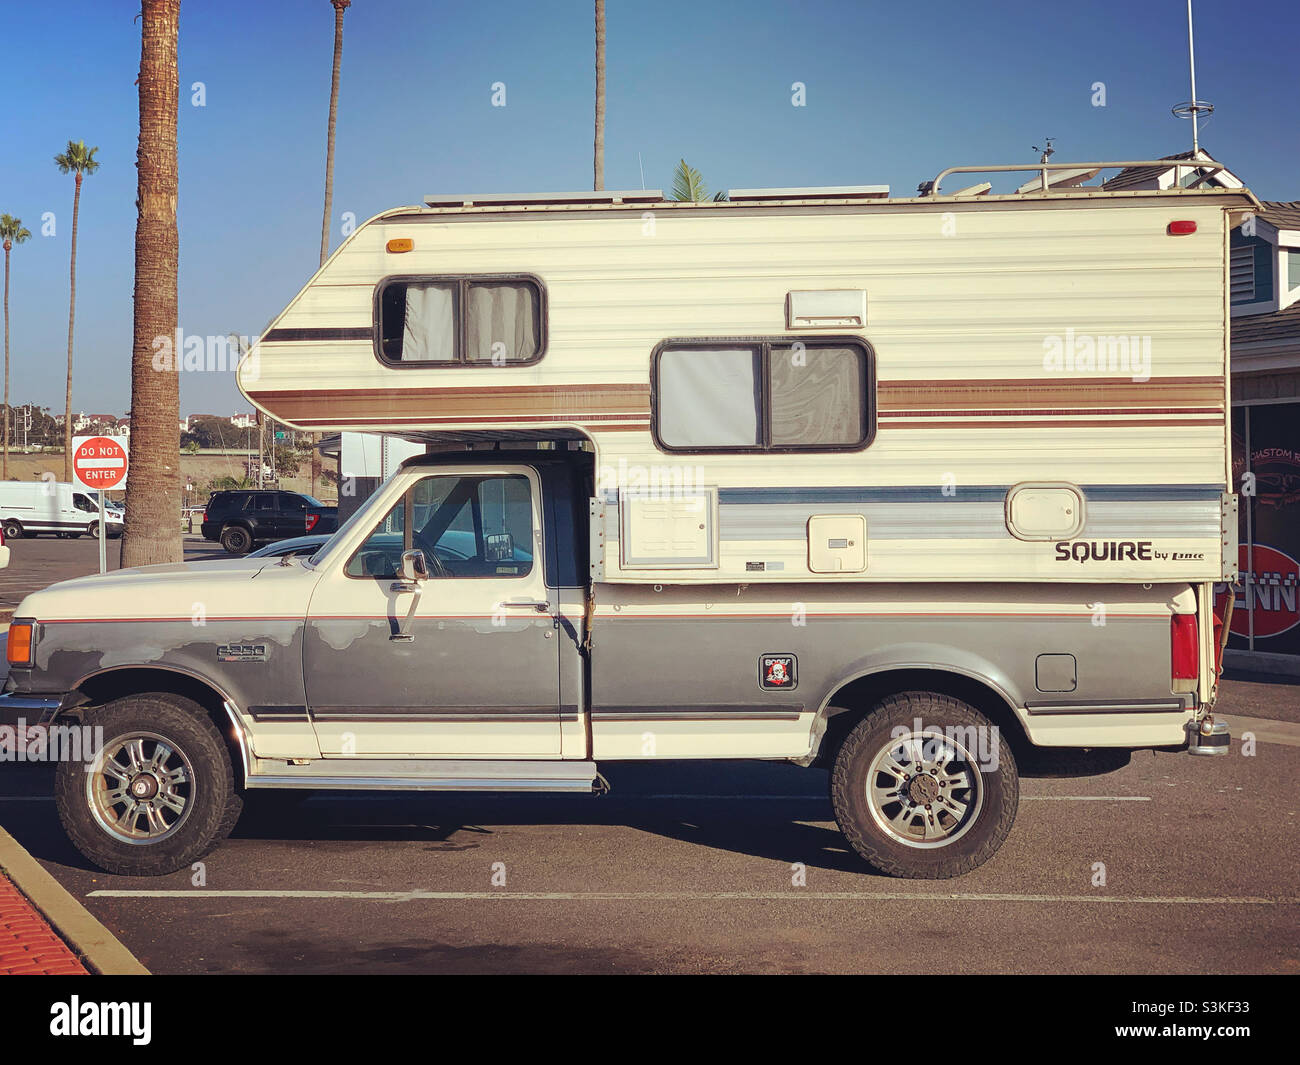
{"left": 346, "top": 473, "right": 535, "bottom": 580}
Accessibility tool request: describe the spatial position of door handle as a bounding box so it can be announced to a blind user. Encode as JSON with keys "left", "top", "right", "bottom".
{"left": 498, "top": 599, "right": 550, "bottom": 613}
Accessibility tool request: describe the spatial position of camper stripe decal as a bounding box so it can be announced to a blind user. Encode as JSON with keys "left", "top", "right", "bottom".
{"left": 248, "top": 374, "right": 1222, "bottom": 428}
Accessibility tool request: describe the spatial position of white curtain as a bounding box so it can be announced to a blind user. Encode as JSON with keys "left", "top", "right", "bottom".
{"left": 466, "top": 283, "right": 539, "bottom": 362}
{"left": 402, "top": 284, "right": 456, "bottom": 361}
{"left": 657, "top": 348, "right": 761, "bottom": 447}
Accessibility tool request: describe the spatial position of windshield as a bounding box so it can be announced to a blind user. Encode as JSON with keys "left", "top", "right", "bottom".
{"left": 297, "top": 494, "right": 326, "bottom": 508}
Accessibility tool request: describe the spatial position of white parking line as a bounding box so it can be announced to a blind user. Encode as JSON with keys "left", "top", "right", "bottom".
{"left": 86, "top": 889, "right": 1298, "bottom": 905}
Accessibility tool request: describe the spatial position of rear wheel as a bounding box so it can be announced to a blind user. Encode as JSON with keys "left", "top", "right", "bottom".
{"left": 54, "top": 694, "right": 243, "bottom": 876}
{"left": 830, "top": 692, "right": 1018, "bottom": 878}
{"left": 2, "top": 519, "right": 23, "bottom": 539}
{"left": 220, "top": 524, "right": 252, "bottom": 555}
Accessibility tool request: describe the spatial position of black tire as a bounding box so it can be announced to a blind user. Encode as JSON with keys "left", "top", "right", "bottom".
{"left": 830, "top": 692, "right": 1018, "bottom": 879}
{"left": 220, "top": 524, "right": 253, "bottom": 555}
{"left": 86, "top": 521, "right": 99, "bottom": 538}
{"left": 2, "top": 519, "right": 23, "bottom": 540}
{"left": 54, "top": 694, "right": 243, "bottom": 876}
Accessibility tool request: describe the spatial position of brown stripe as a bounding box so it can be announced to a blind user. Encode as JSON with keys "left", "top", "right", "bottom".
{"left": 251, "top": 375, "right": 1224, "bottom": 423}
{"left": 882, "top": 417, "right": 1224, "bottom": 430}
{"left": 880, "top": 406, "right": 1223, "bottom": 418}
{"left": 248, "top": 384, "right": 650, "bottom": 422}
{"left": 876, "top": 376, "right": 1223, "bottom": 412}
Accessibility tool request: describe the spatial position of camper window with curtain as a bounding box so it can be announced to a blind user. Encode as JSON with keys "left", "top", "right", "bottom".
{"left": 653, "top": 338, "right": 872, "bottom": 452}
{"left": 376, "top": 276, "right": 544, "bottom": 366}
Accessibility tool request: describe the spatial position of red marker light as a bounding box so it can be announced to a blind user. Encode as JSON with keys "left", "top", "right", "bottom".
{"left": 1167, "top": 220, "right": 1197, "bottom": 235}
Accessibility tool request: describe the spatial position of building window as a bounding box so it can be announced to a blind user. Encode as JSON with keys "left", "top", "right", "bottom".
{"left": 376, "top": 276, "right": 544, "bottom": 366}
{"left": 652, "top": 337, "right": 873, "bottom": 452}
{"left": 1230, "top": 245, "right": 1256, "bottom": 303}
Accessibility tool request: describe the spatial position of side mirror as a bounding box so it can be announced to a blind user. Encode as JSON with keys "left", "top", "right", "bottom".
{"left": 399, "top": 549, "right": 429, "bottom": 582}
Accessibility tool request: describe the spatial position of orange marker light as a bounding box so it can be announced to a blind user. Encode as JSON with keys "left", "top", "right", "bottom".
{"left": 386, "top": 238, "right": 414, "bottom": 253}
{"left": 1167, "top": 220, "right": 1197, "bottom": 235}
{"left": 6, "top": 622, "right": 33, "bottom": 667}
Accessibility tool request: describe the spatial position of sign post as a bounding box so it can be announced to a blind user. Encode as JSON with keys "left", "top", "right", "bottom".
{"left": 72, "top": 436, "right": 129, "bottom": 574}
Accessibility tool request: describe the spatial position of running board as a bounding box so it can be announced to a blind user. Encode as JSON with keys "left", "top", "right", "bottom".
{"left": 243, "top": 757, "right": 604, "bottom": 793}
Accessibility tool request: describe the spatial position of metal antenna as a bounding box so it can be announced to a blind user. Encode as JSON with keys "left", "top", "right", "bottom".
{"left": 1172, "top": 0, "right": 1213, "bottom": 153}
{"left": 1031, "top": 139, "right": 1055, "bottom": 191}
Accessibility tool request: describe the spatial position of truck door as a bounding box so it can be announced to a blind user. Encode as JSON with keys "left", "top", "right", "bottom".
{"left": 301, "top": 465, "right": 561, "bottom": 757}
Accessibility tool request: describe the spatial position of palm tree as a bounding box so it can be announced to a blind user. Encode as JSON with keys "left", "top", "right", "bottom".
{"left": 53, "top": 139, "right": 100, "bottom": 482}
{"left": 319, "top": 0, "right": 350, "bottom": 267}
{"left": 314, "top": 0, "right": 351, "bottom": 498}
{"left": 669, "top": 159, "right": 728, "bottom": 202}
{"left": 1, "top": 213, "right": 32, "bottom": 479}
{"left": 121, "top": 0, "right": 182, "bottom": 567}
{"left": 594, "top": 0, "right": 605, "bottom": 191}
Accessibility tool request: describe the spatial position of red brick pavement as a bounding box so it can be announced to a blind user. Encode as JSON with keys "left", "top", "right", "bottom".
{"left": 0, "top": 872, "right": 86, "bottom": 975}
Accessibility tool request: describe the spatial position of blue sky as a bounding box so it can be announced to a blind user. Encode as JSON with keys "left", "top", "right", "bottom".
{"left": 0, "top": 0, "right": 1296, "bottom": 416}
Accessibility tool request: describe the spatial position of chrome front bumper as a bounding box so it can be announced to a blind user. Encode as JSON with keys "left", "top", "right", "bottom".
{"left": 0, "top": 691, "right": 64, "bottom": 750}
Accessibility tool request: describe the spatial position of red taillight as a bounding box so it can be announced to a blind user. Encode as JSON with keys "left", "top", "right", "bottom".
{"left": 305, "top": 513, "right": 319, "bottom": 532}
{"left": 1171, "top": 613, "right": 1199, "bottom": 681}
{"left": 1167, "top": 220, "right": 1197, "bottom": 235}
{"left": 201, "top": 510, "right": 207, "bottom": 524}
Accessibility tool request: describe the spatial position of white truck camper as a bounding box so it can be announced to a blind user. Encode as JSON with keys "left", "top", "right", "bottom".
{"left": 1, "top": 161, "right": 1247, "bottom": 878}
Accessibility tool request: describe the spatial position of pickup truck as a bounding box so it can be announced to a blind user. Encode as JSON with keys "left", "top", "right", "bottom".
{"left": 200, "top": 489, "right": 339, "bottom": 555}
{"left": 0, "top": 449, "right": 1229, "bottom": 878}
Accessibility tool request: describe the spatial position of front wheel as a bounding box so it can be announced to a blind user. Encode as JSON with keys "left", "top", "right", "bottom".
{"left": 830, "top": 692, "right": 1018, "bottom": 878}
{"left": 54, "top": 694, "right": 243, "bottom": 876}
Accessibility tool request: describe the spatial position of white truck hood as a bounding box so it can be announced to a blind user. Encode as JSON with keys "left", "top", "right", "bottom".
{"left": 15, "top": 557, "right": 321, "bottom": 623}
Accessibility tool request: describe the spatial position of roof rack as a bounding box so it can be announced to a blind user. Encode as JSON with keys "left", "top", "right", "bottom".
{"left": 727, "top": 185, "right": 889, "bottom": 202}
{"left": 927, "top": 160, "right": 1229, "bottom": 196}
{"left": 423, "top": 190, "right": 663, "bottom": 208}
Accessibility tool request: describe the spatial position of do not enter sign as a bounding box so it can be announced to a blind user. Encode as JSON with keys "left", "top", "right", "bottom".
{"left": 72, "top": 436, "right": 129, "bottom": 491}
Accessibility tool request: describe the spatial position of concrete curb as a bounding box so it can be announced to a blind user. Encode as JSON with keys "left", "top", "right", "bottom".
{"left": 1227, "top": 714, "right": 1300, "bottom": 748}
{"left": 0, "top": 824, "right": 149, "bottom": 975}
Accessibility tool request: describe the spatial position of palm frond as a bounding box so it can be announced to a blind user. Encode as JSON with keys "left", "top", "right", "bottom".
{"left": 54, "top": 139, "right": 100, "bottom": 175}
{"left": 670, "top": 159, "right": 709, "bottom": 202}
{"left": 0, "top": 214, "right": 31, "bottom": 244}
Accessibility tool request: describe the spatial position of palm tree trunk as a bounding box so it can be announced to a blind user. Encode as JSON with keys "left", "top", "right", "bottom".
{"left": 121, "top": 0, "right": 182, "bottom": 567}
{"left": 3, "top": 243, "right": 10, "bottom": 480}
{"left": 63, "top": 173, "right": 82, "bottom": 483}
{"left": 594, "top": 0, "right": 605, "bottom": 191}
{"left": 315, "top": 0, "right": 349, "bottom": 498}
{"left": 319, "top": 0, "right": 348, "bottom": 268}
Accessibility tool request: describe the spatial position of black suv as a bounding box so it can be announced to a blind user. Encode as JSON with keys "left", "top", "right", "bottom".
{"left": 201, "top": 490, "right": 339, "bottom": 555}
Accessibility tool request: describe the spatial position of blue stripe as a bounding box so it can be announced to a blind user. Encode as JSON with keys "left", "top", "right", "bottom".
{"left": 715, "top": 484, "right": 1224, "bottom": 505}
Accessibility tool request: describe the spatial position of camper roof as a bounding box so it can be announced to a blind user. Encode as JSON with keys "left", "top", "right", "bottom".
{"left": 402, "top": 162, "right": 1257, "bottom": 219}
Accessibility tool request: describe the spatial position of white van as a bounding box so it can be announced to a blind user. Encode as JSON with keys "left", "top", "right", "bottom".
{"left": 0, "top": 481, "right": 124, "bottom": 539}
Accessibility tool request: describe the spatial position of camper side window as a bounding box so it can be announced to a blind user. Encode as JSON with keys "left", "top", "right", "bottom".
{"left": 376, "top": 276, "right": 544, "bottom": 366}
{"left": 653, "top": 338, "right": 873, "bottom": 452}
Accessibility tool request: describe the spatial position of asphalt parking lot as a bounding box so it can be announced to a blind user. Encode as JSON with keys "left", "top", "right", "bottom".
{"left": 1, "top": 536, "right": 1297, "bottom": 974}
